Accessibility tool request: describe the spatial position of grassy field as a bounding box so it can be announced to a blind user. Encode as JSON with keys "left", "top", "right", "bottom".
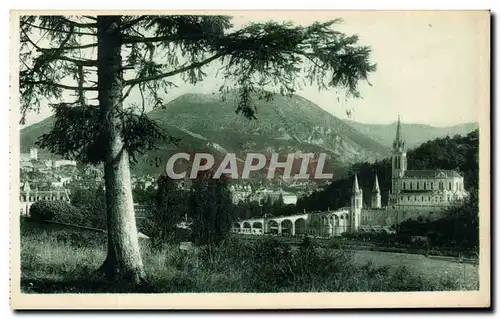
{"left": 350, "top": 250, "right": 479, "bottom": 291}
{"left": 19, "top": 218, "right": 479, "bottom": 293}
{"left": 232, "top": 233, "right": 479, "bottom": 259}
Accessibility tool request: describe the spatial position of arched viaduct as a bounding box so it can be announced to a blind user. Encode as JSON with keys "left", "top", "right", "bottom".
{"left": 231, "top": 208, "right": 351, "bottom": 237}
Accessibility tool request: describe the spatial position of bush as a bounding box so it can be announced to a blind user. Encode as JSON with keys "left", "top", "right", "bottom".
{"left": 28, "top": 200, "right": 105, "bottom": 229}
{"left": 29, "top": 200, "right": 57, "bottom": 222}
{"left": 70, "top": 187, "right": 107, "bottom": 229}
{"left": 244, "top": 237, "right": 354, "bottom": 292}
{"left": 30, "top": 200, "right": 84, "bottom": 224}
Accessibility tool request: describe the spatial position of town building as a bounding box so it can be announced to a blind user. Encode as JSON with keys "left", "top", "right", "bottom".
{"left": 229, "top": 184, "right": 299, "bottom": 206}
{"left": 19, "top": 181, "right": 71, "bottom": 216}
{"left": 20, "top": 147, "right": 39, "bottom": 163}
{"left": 54, "top": 159, "right": 77, "bottom": 168}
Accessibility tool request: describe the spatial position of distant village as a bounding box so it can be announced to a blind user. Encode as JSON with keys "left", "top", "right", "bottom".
{"left": 19, "top": 147, "right": 320, "bottom": 217}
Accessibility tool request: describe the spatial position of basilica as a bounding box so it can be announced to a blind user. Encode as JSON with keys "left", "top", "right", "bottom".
{"left": 357, "top": 116, "right": 469, "bottom": 228}
{"left": 232, "top": 117, "right": 469, "bottom": 237}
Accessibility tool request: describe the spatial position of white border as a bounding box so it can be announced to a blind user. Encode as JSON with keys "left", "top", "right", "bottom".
{"left": 2, "top": 1, "right": 497, "bottom": 317}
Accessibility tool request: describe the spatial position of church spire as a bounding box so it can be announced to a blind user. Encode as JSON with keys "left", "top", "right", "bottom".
{"left": 396, "top": 115, "right": 402, "bottom": 142}
{"left": 373, "top": 174, "right": 380, "bottom": 193}
{"left": 353, "top": 173, "right": 361, "bottom": 193}
{"left": 371, "top": 173, "right": 382, "bottom": 208}
{"left": 393, "top": 115, "right": 405, "bottom": 150}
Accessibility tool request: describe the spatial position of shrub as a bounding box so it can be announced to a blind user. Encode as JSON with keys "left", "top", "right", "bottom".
{"left": 29, "top": 200, "right": 57, "bottom": 222}
{"left": 70, "top": 187, "right": 107, "bottom": 229}
{"left": 30, "top": 200, "right": 84, "bottom": 225}
{"left": 244, "top": 237, "right": 354, "bottom": 292}
{"left": 28, "top": 199, "right": 108, "bottom": 230}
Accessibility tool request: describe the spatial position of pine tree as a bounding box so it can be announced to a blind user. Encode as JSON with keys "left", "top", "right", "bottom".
{"left": 150, "top": 174, "right": 184, "bottom": 242}
{"left": 19, "top": 14, "right": 376, "bottom": 284}
{"left": 190, "top": 171, "right": 232, "bottom": 256}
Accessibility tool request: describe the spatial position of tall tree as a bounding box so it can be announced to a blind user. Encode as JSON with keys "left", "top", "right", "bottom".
{"left": 273, "top": 193, "right": 285, "bottom": 215}
{"left": 70, "top": 184, "right": 107, "bottom": 229}
{"left": 148, "top": 174, "right": 186, "bottom": 242}
{"left": 19, "top": 14, "right": 376, "bottom": 284}
{"left": 190, "top": 171, "right": 233, "bottom": 259}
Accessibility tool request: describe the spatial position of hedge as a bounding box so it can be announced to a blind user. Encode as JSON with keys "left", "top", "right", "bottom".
{"left": 29, "top": 200, "right": 103, "bottom": 229}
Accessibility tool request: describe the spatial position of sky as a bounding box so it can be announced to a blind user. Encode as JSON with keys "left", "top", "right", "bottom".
{"left": 20, "top": 11, "right": 487, "bottom": 128}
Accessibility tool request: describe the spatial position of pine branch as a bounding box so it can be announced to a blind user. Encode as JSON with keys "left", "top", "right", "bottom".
{"left": 124, "top": 52, "right": 224, "bottom": 86}
{"left": 21, "top": 21, "right": 97, "bottom": 36}
{"left": 60, "top": 17, "right": 98, "bottom": 28}
{"left": 121, "top": 16, "right": 147, "bottom": 31}
{"left": 23, "top": 80, "right": 98, "bottom": 91}
{"left": 55, "top": 55, "right": 98, "bottom": 67}
{"left": 122, "top": 34, "right": 200, "bottom": 45}
{"left": 41, "top": 42, "right": 99, "bottom": 52}
{"left": 22, "top": 31, "right": 97, "bottom": 67}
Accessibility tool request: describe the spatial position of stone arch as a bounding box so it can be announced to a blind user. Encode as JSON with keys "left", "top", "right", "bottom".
{"left": 317, "top": 215, "right": 329, "bottom": 236}
{"left": 321, "top": 216, "right": 328, "bottom": 225}
{"left": 252, "top": 221, "right": 263, "bottom": 234}
{"left": 331, "top": 214, "right": 341, "bottom": 237}
{"left": 267, "top": 220, "right": 279, "bottom": 234}
{"left": 309, "top": 215, "right": 321, "bottom": 236}
{"left": 281, "top": 219, "right": 293, "bottom": 236}
{"left": 253, "top": 221, "right": 263, "bottom": 229}
{"left": 332, "top": 215, "right": 339, "bottom": 226}
{"left": 233, "top": 222, "right": 241, "bottom": 232}
{"left": 294, "top": 218, "right": 306, "bottom": 236}
{"left": 243, "top": 222, "right": 252, "bottom": 233}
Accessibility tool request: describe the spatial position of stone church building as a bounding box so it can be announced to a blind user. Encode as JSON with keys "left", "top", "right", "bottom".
{"left": 232, "top": 117, "right": 470, "bottom": 237}
{"left": 358, "top": 116, "right": 469, "bottom": 229}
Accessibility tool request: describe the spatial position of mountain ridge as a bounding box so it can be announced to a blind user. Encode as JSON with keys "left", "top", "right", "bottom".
{"left": 343, "top": 119, "right": 478, "bottom": 149}
{"left": 19, "top": 92, "right": 475, "bottom": 179}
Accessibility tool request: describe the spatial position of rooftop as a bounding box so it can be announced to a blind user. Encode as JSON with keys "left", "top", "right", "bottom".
{"left": 402, "top": 170, "right": 463, "bottom": 179}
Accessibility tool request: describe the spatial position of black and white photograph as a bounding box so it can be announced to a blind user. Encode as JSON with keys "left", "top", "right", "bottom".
{"left": 9, "top": 10, "right": 491, "bottom": 309}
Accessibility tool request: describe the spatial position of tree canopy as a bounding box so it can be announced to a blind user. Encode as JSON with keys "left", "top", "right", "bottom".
{"left": 20, "top": 15, "right": 376, "bottom": 165}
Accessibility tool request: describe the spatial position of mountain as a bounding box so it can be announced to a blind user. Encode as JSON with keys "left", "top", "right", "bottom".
{"left": 20, "top": 92, "right": 392, "bottom": 177}
{"left": 145, "top": 92, "right": 391, "bottom": 172}
{"left": 20, "top": 116, "right": 57, "bottom": 159}
{"left": 344, "top": 119, "right": 478, "bottom": 150}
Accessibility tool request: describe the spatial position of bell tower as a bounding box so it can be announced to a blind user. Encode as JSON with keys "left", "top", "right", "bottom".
{"left": 391, "top": 116, "right": 407, "bottom": 197}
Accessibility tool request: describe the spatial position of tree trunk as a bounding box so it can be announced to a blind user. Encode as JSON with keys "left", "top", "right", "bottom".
{"left": 97, "top": 15, "right": 146, "bottom": 284}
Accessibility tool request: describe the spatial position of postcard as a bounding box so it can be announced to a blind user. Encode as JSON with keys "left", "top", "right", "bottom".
{"left": 9, "top": 10, "right": 491, "bottom": 309}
